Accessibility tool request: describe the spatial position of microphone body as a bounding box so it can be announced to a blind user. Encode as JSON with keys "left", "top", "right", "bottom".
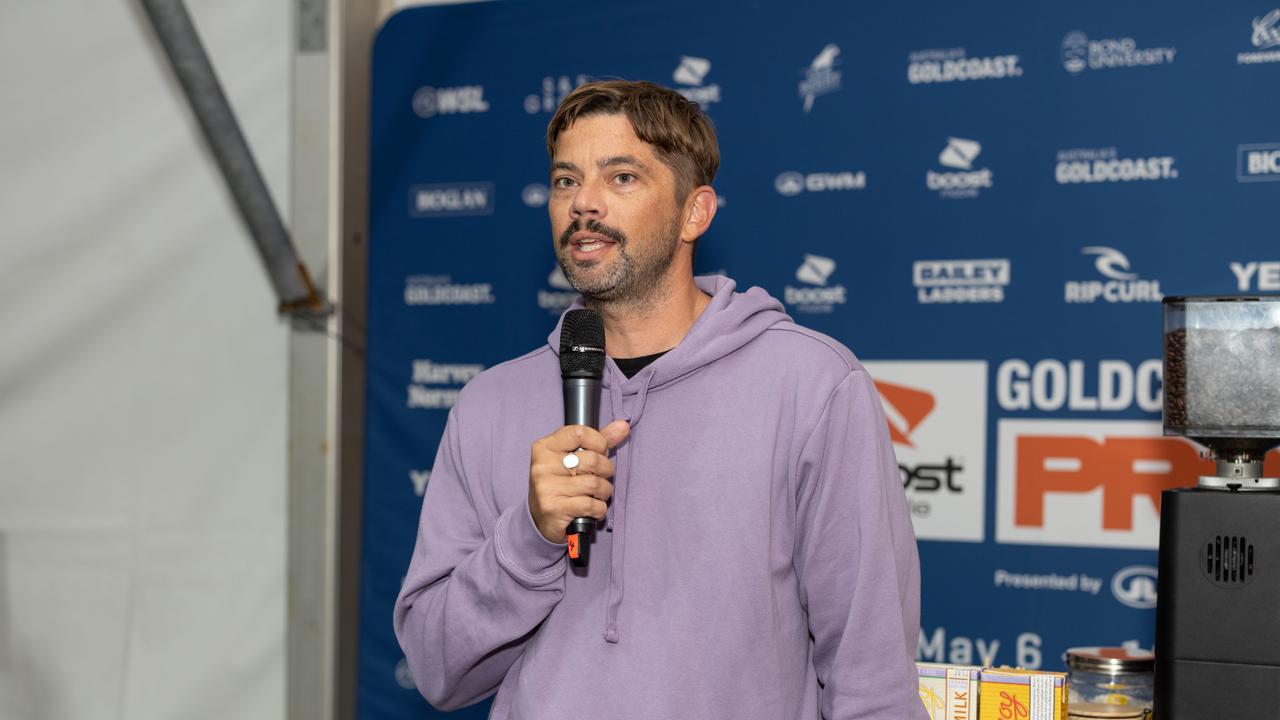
{"left": 559, "top": 309, "right": 606, "bottom": 567}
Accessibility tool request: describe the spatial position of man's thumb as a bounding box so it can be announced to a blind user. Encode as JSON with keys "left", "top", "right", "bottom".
{"left": 601, "top": 419, "right": 630, "bottom": 450}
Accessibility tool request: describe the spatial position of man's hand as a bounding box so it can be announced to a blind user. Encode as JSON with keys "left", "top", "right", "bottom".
{"left": 528, "top": 420, "right": 630, "bottom": 543}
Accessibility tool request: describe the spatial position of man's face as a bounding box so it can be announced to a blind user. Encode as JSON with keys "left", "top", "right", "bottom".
{"left": 549, "top": 113, "right": 685, "bottom": 306}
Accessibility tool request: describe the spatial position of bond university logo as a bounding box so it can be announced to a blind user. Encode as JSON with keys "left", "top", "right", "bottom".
{"left": 412, "top": 85, "right": 488, "bottom": 118}
{"left": 914, "top": 259, "right": 1010, "bottom": 304}
{"left": 1238, "top": 143, "right": 1280, "bottom": 182}
{"left": 864, "top": 361, "right": 988, "bottom": 542}
{"left": 907, "top": 47, "right": 1023, "bottom": 84}
{"left": 928, "top": 138, "right": 993, "bottom": 199}
{"left": 673, "top": 56, "right": 721, "bottom": 108}
{"left": 774, "top": 170, "right": 866, "bottom": 196}
{"left": 1061, "top": 31, "right": 1176, "bottom": 74}
{"left": 1239, "top": 10, "right": 1280, "bottom": 64}
{"left": 784, "top": 254, "right": 846, "bottom": 312}
{"left": 407, "top": 359, "right": 484, "bottom": 409}
{"left": 537, "top": 266, "right": 578, "bottom": 314}
{"left": 800, "top": 44, "right": 842, "bottom": 112}
{"left": 1064, "top": 247, "right": 1163, "bottom": 303}
{"left": 409, "top": 182, "right": 494, "bottom": 218}
{"left": 1055, "top": 148, "right": 1178, "bottom": 184}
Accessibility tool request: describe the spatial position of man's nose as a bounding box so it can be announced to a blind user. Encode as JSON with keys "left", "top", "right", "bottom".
{"left": 569, "top": 178, "right": 606, "bottom": 219}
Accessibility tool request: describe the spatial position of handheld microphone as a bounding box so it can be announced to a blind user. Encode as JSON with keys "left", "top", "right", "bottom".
{"left": 559, "top": 308, "right": 606, "bottom": 567}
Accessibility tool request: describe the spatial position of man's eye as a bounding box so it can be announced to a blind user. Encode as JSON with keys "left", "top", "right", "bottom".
{"left": 614, "top": 173, "right": 635, "bottom": 184}
{"left": 553, "top": 177, "right": 576, "bottom": 189}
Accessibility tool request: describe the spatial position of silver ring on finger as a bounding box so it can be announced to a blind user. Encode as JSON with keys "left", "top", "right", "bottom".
{"left": 562, "top": 451, "right": 580, "bottom": 475}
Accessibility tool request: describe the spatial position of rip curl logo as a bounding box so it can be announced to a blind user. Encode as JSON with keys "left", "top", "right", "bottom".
{"left": 1065, "top": 247, "right": 1163, "bottom": 303}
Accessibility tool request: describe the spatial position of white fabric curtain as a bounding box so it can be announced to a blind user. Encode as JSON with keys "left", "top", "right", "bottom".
{"left": 0, "top": 1, "right": 288, "bottom": 718}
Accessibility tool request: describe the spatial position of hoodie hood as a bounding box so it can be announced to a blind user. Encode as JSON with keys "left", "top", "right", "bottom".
{"left": 546, "top": 275, "right": 793, "bottom": 394}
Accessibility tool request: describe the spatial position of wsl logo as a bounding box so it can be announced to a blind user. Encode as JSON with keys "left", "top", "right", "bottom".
{"left": 522, "top": 183, "right": 549, "bottom": 207}
{"left": 927, "top": 137, "right": 993, "bottom": 199}
{"left": 1112, "top": 566, "right": 1158, "bottom": 609}
{"left": 914, "top": 259, "right": 1009, "bottom": 304}
{"left": 1064, "top": 247, "right": 1163, "bottom": 304}
{"left": 673, "top": 55, "right": 721, "bottom": 108}
{"left": 799, "top": 44, "right": 842, "bottom": 112}
{"left": 1055, "top": 148, "right": 1178, "bottom": 184}
{"left": 784, "top": 254, "right": 847, "bottom": 313}
{"left": 537, "top": 266, "right": 578, "bottom": 314}
{"left": 1061, "top": 31, "right": 1176, "bottom": 74}
{"left": 1237, "top": 143, "right": 1280, "bottom": 182}
{"left": 906, "top": 47, "right": 1023, "bottom": 84}
{"left": 412, "top": 85, "right": 488, "bottom": 118}
{"left": 409, "top": 182, "right": 494, "bottom": 218}
{"left": 1238, "top": 10, "right": 1280, "bottom": 64}
{"left": 774, "top": 170, "right": 866, "bottom": 196}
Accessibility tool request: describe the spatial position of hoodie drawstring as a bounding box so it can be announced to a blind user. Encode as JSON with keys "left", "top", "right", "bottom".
{"left": 602, "top": 369, "right": 655, "bottom": 644}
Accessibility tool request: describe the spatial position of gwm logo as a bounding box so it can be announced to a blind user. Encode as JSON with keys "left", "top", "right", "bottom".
{"left": 1112, "top": 566, "right": 1158, "bottom": 609}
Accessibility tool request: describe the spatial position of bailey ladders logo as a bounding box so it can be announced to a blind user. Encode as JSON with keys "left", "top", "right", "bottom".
{"left": 784, "top": 254, "right": 846, "bottom": 312}
{"left": 1061, "top": 31, "right": 1176, "bottom": 74}
{"left": 1055, "top": 147, "right": 1178, "bottom": 184}
{"left": 907, "top": 47, "right": 1023, "bottom": 85}
{"left": 800, "top": 44, "right": 842, "bottom": 112}
{"left": 914, "top": 259, "right": 1009, "bottom": 304}
{"left": 412, "top": 85, "right": 488, "bottom": 118}
{"left": 864, "top": 361, "right": 987, "bottom": 542}
{"left": 928, "top": 137, "right": 993, "bottom": 199}
{"left": 1239, "top": 10, "right": 1280, "bottom": 64}
{"left": 673, "top": 55, "right": 721, "bottom": 108}
{"left": 1065, "top": 247, "right": 1163, "bottom": 303}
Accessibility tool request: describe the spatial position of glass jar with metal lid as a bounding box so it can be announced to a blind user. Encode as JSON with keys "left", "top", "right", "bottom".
{"left": 1066, "top": 647, "right": 1154, "bottom": 710}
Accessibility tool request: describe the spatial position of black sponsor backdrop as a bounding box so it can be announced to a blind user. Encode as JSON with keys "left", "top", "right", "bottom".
{"left": 362, "top": 1, "right": 1279, "bottom": 716}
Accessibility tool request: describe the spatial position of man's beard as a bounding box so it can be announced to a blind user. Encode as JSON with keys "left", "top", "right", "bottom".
{"left": 555, "top": 216, "right": 682, "bottom": 307}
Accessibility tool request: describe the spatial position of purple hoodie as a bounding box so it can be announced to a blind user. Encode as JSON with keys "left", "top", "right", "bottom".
{"left": 394, "top": 275, "right": 927, "bottom": 719}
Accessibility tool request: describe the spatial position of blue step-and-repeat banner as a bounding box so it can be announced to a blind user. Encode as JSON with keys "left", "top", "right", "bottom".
{"left": 359, "top": 1, "right": 1280, "bottom": 716}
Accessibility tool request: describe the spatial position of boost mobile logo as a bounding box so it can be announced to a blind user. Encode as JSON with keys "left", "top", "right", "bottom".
{"left": 928, "top": 138, "right": 993, "bottom": 199}
{"left": 1112, "top": 566, "right": 1158, "bottom": 609}
{"left": 1064, "top": 247, "right": 1163, "bottom": 303}
{"left": 876, "top": 381, "right": 935, "bottom": 448}
{"left": 673, "top": 55, "right": 721, "bottom": 108}
{"left": 784, "top": 254, "right": 846, "bottom": 312}
{"left": 537, "top": 266, "right": 578, "bottom": 314}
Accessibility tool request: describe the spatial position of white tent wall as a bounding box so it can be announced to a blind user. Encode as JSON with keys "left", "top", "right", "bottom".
{"left": 0, "top": 1, "right": 289, "bottom": 718}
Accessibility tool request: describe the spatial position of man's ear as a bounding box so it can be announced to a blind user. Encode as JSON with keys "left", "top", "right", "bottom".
{"left": 680, "top": 186, "right": 718, "bottom": 244}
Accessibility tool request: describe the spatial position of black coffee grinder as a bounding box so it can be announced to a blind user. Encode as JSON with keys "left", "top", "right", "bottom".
{"left": 1155, "top": 295, "right": 1280, "bottom": 718}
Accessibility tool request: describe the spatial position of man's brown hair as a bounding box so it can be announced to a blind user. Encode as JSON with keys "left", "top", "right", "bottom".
{"left": 546, "top": 80, "right": 720, "bottom": 201}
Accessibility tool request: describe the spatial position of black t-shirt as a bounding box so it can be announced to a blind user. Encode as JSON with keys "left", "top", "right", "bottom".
{"left": 612, "top": 350, "right": 669, "bottom": 379}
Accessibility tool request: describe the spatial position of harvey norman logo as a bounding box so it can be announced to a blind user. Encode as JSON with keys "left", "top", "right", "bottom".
{"left": 1238, "top": 143, "right": 1280, "bottom": 182}
{"left": 412, "top": 85, "right": 489, "bottom": 118}
{"left": 404, "top": 275, "right": 495, "bottom": 306}
{"left": 927, "top": 137, "right": 993, "bottom": 199}
{"left": 774, "top": 170, "right": 866, "bottom": 196}
{"left": 1239, "top": 10, "right": 1280, "bottom": 64}
{"left": 409, "top": 182, "right": 494, "bottom": 218}
{"left": 864, "top": 361, "right": 987, "bottom": 542}
{"left": 1061, "top": 31, "right": 1176, "bottom": 74}
{"left": 1055, "top": 148, "right": 1178, "bottom": 184}
{"left": 673, "top": 55, "right": 721, "bottom": 108}
{"left": 914, "top": 259, "right": 1009, "bottom": 304}
{"left": 1065, "top": 247, "right": 1163, "bottom": 304}
{"left": 907, "top": 47, "right": 1023, "bottom": 84}
{"left": 407, "top": 359, "right": 484, "bottom": 409}
{"left": 800, "top": 44, "right": 842, "bottom": 112}
{"left": 784, "top": 254, "right": 846, "bottom": 312}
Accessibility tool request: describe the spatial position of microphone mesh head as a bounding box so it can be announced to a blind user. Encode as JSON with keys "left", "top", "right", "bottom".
{"left": 560, "top": 309, "right": 606, "bottom": 377}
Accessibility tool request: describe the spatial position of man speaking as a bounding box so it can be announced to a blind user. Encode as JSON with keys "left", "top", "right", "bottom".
{"left": 394, "top": 80, "right": 926, "bottom": 719}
